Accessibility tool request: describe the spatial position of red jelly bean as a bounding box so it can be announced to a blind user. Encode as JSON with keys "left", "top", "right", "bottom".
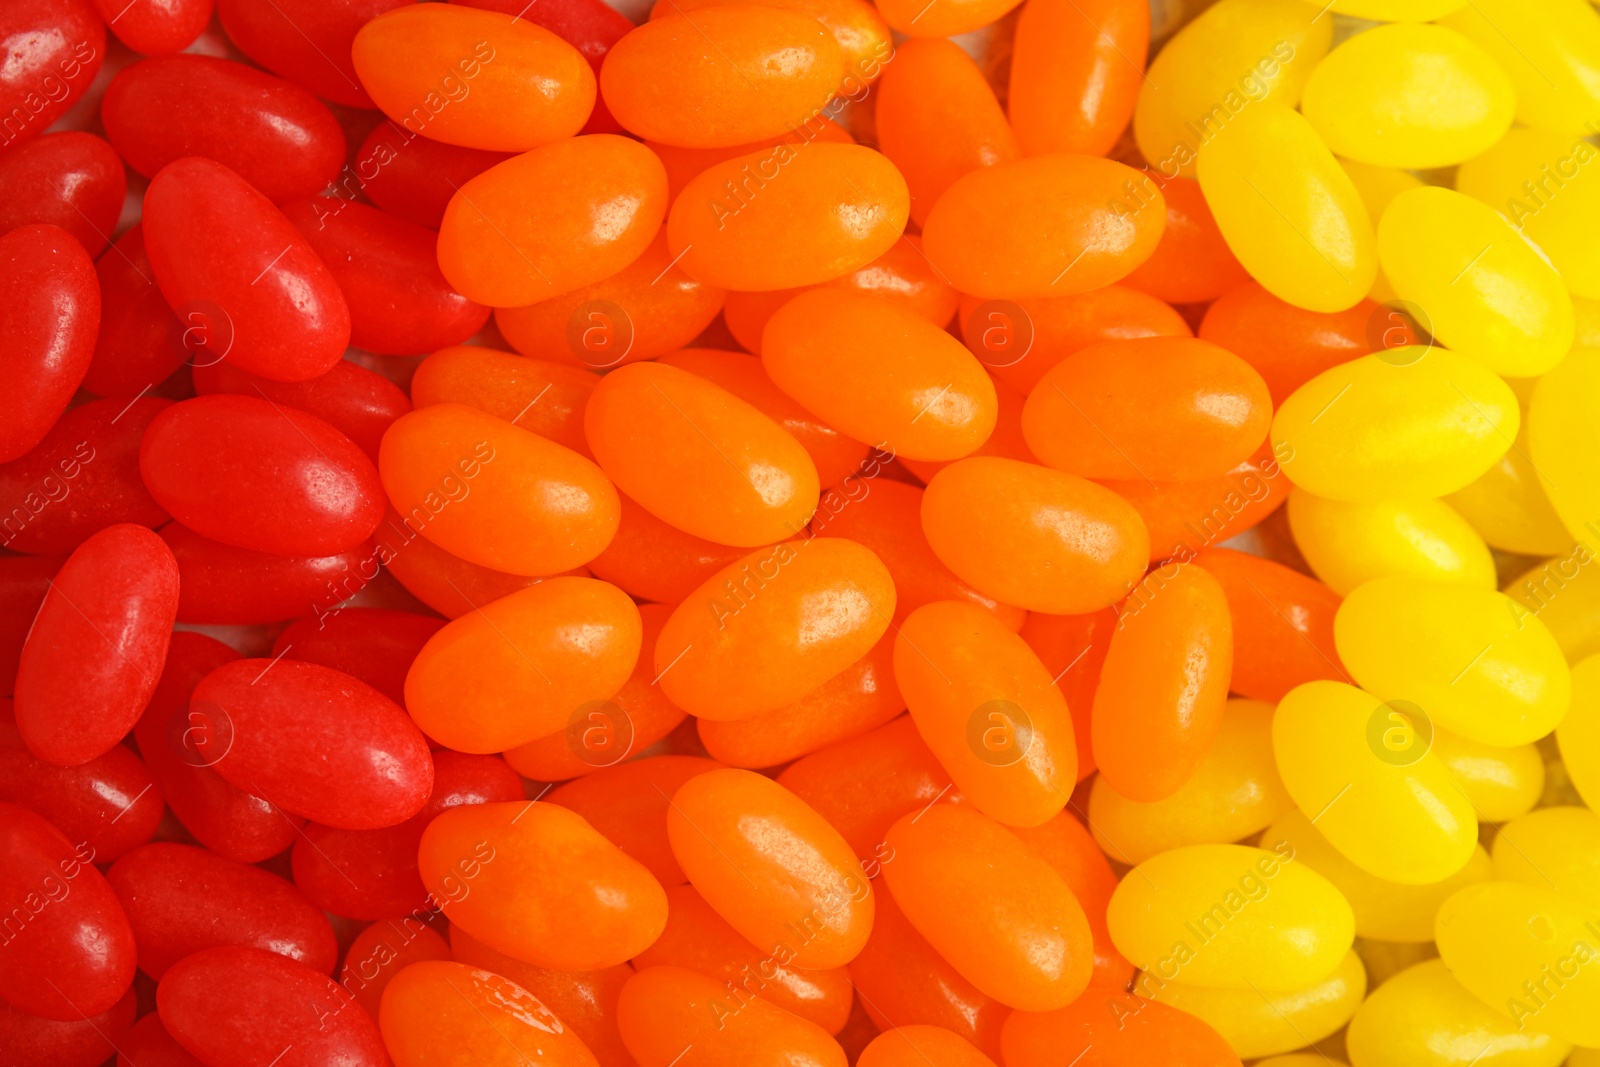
{"left": 140, "top": 394, "right": 385, "bottom": 557}
{"left": 271, "top": 608, "right": 445, "bottom": 707}
{"left": 81, "top": 224, "right": 189, "bottom": 399}
{"left": 117, "top": 1012, "right": 207, "bottom": 1067}
{"left": 0, "top": 133, "right": 125, "bottom": 256}
{"left": 92, "top": 0, "right": 213, "bottom": 54}
{"left": 157, "top": 946, "right": 388, "bottom": 1067}
{"left": 354, "top": 121, "right": 513, "bottom": 229}
{"left": 0, "top": 555, "right": 58, "bottom": 695}
{"left": 13, "top": 524, "right": 178, "bottom": 766}
{"left": 215, "top": 0, "right": 411, "bottom": 108}
{"left": 339, "top": 917, "right": 452, "bottom": 1021}
{"left": 0, "top": 802, "right": 136, "bottom": 1020}
{"left": 142, "top": 158, "right": 352, "bottom": 383}
{"left": 0, "top": 224, "right": 99, "bottom": 462}
{"left": 1, "top": 990, "right": 134, "bottom": 1067}
{"left": 107, "top": 842, "right": 337, "bottom": 979}
{"left": 190, "top": 658, "right": 435, "bottom": 829}
{"left": 161, "top": 522, "right": 375, "bottom": 625}
{"left": 0, "top": 0, "right": 105, "bottom": 155}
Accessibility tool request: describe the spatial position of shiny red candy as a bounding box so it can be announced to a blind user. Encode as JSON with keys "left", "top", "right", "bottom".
{"left": 0, "top": 132, "right": 125, "bottom": 255}
{"left": 0, "top": 224, "right": 99, "bottom": 462}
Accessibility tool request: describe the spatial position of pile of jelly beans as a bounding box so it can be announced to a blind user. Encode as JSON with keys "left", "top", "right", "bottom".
{"left": 4, "top": 0, "right": 1600, "bottom": 1063}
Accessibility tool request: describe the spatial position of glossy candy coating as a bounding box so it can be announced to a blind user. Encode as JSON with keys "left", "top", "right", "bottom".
{"left": 583, "top": 498, "right": 746, "bottom": 610}
{"left": 0, "top": 133, "right": 125, "bottom": 256}
{"left": 1529, "top": 348, "right": 1600, "bottom": 549}
{"left": 2, "top": 988, "right": 136, "bottom": 1067}
{"left": 340, "top": 919, "right": 452, "bottom": 1021}
{"left": 874, "top": 0, "right": 1022, "bottom": 37}
{"left": 1121, "top": 175, "right": 1249, "bottom": 305}
{"left": 382, "top": 961, "right": 604, "bottom": 1067}
{"left": 1492, "top": 806, "right": 1600, "bottom": 909}
{"left": 1432, "top": 728, "right": 1544, "bottom": 823}
{"left": 216, "top": 0, "right": 408, "bottom": 108}
{"left": 1195, "top": 548, "right": 1346, "bottom": 702}
{"left": 618, "top": 964, "right": 847, "bottom": 1067}
{"left": 270, "top": 608, "right": 444, "bottom": 707}
{"left": 1287, "top": 490, "right": 1497, "bottom": 594}
{"left": 1007, "top": 810, "right": 1133, "bottom": 991}
{"left": 410, "top": 346, "right": 597, "bottom": 457}
{"left": 1008, "top": 0, "right": 1147, "bottom": 158}
{"left": 547, "top": 755, "right": 722, "bottom": 884}
{"left": 1002, "top": 994, "right": 1243, "bottom": 1067}
{"left": 161, "top": 523, "right": 376, "bottom": 626}
{"left": 1198, "top": 282, "right": 1375, "bottom": 407}
{"left": 0, "top": 1, "right": 105, "bottom": 154}
{"left": 1018, "top": 609, "right": 1115, "bottom": 781}
{"left": 355, "top": 121, "right": 513, "bottom": 229}
{"left": 82, "top": 225, "right": 188, "bottom": 399}
{"left": 1440, "top": 0, "right": 1600, "bottom": 137}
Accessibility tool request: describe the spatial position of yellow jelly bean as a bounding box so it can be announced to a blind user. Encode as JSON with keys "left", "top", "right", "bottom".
{"left": 1272, "top": 681, "right": 1479, "bottom": 885}
{"left": 1301, "top": 24, "right": 1514, "bottom": 170}
{"left": 1334, "top": 576, "right": 1571, "bottom": 748}
{"left": 1196, "top": 103, "right": 1376, "bottom": 313}
{"left": 1440, "top": 0, "right": 1600, "bottom": 137}
{"left": 1133, "top": 0, "right": 1331, "bottom": 180}
{"left": 1339, "top": 157, "right": 1424, "bottom": 221}
{"left": 1257, "top": 1058, "right": 1348, "bottom": 1067}
{"left": 1576, "top": 295, "right": 1600, "bottom": 346}
{"left": 1307, "top": 0, "right": 1463, "bottom": 17}
{"left": 1529, "top": 349, "right": 1600, "bottom": 547}
{"left": 1262, "top": 807, "right": 1491, "bottom": 943}
{"left": 1378, "top": 187, "right": 1575, "bottom": 378}
{"left": 1432, "top": 729, "right": 1545, "bottom": 823}
{"left": 1286, "top": 488, "right": 1497, "bottom": 595}
{"left": 1571, "top": 1048, "right": 1600, "bottom": 1067}
{"left": 1088, "top": 699, "right": 1294, "bottom": 867}
{"left": 1435, "top": 881, "right": 1600, "bottom": 1047}
{"left": 1556, "top": 655, "right": 1600, "bottom": 809}
{"left": 1505, "top": 555, "right": 1600, "bottom": 665}
{"left": 1492, "top": 807, "right": 1600, "bottom": 910}
{"left": 1355, "top": 938, "right": 1442, "bottom": 987}
{"left": 1457, "top": 129, "right": 1600, "bottom": 300}
{"left": 1345, "top": 958, "right": 1574, "bottom": 1067}
{"left": 1144, "top": 949, "right": 1365, "bottom": 1060}
{"left": 1105, "top": 843, "right": 1355, "bottom": 991}
{"left": 1447, "top": 414, "right": 1574, "bottom": 558}
{"left": 1271, "top": 349, "right": 1518, "bottom": 503}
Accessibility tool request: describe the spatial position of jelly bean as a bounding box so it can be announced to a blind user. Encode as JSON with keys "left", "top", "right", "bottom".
{"left": 81, "top": 225, "right": 189, "bottom": 399}
{"left": 1560, "top": 656, "right": 1600, "bottom": 809}
{"left": 354, "top": 121, "right": 513, "bottom": 229}
{"left": 92, "top": 0, "right": 210, "bottom": 53}
{"left": 1440, "top": 0, "right": 1600, "bottom": 137}
{"left": 1271, "top": 348, "right": 1518, "bottom": 502}
{"left": 374, "top": 509, "right": 560, "bottom": 620}
{"left": 698, "top": 631, "right": 903, "bottom": 768}
{"left": 1529, "top": 348, "right": 1600, "bottom": 547}
{"left": 1345, "top": 957, "right": 1570, "bottom": 1067}
{"left": 12, "top": 524, "right": 176, "bottom": 766}
{"left": 0, "top": 555, "right": 60, "bottom": 695}
{"left": 216, "top": 0, "right": 409, "bottom": 108}
{"left": 655, "top": 538, "right": 893, "bottom": 720}
{"left": 1147, "top": 949, "right": 1366, "bottom": 1060}
{"left": 1017, "top": 609, "right": 1113, "bottom": 780}
{"left": 419, "top": 800, "right": 667, "bottom": 969}
{"left": 1435, "top": 881, "right": 1600, "bottom": 1047}
{"left": 192, "top": 657, "right": 434, "bottom": 829}
{"left": 1003, "top": 811, "right": 1128, "bottom": 986}
{"left": 959, "top": 285, "right": 1192, "bottom": 397}
{"left": 1492, "top": 807, "right": 1600, "bottom": 908}
{"left": 1447, "top": 405, "right": 1574, "bottom": 557}
{"left": 438, "top": 135, "right": 667, "bottom": 307}
{"left": 898, "top": 378, "right": 1037, "bottom": 486}
{"left": 1198, "top": 281, "right": 1377, "bottom": 408}
{"left": 548, "top": 756, "right": 723, "bottom": 884}
{"left": 104, "top": 57, "right": 345, "bottom": 204}
{"left": 340, "top": 918, "right": 452, "bottom": 1021}
{"left": 1197, "top": 103, "right": 1376, "bottom": 313}
{"left": 406, "top": 576, "right": 640, "bottom": 752}
{"left": 1132, "top": 0, "right": 1330, "bottom": 181}
{"left": 1354, "top": 939, "right": 1440, "bottom": 990}
{"left": 1318, "top": 0, "right": 1465, "bottom": 14}
{"left": 2, "top": 988, "right": 135, "bottom": 1067}
{"left": 585, "top": 493, "right": 746, "bottom": 603}
{"left": 875, "top": 39, "right": 1019, "bottom": 228}
{"left": 158, "top": 945, "right": 387, "bottom": 1067}
{"left": 0, "top": 225, "right": 99, "bottom": 463}
{"left": 1094, "top": 563, "right": 1232, "bottom": 801}
{"left": 1099, "top": 444, "right": 1291, "bottom": 564}
{"left": 142, "top": 394, "right": 384, "bottom": 557}
{"left": 1107, "top": 842, "right": 1354, "bottom": 990}
{"left": 0, "top": 133, "right": 124, "bottom": 257}
{"left": 1120, "top": 175, "right": 1250, "bottom": 305}
{"left": 884, "top": 804, "right": 1092, "bottom": 1010}
{"left": 0, "top": 396, "right": 171, "bottom": 556}
{"left": 893, "top": 601, "right": 1075, "bottom": 826}
{"left": 1090, "top": 698, "right": 1292, "bottom": 865}
{"left": 1287, "top": 490, "right": 1496, "bottom": 594}
{"left": 1194, "top": 548, "right": 1346, "bottom": 702}
{"left": 602, "top": 8, "right": 841, "bottom": 148}
{"left": 668, "top": 143, "right": 909, "bottom": 291}
{"left": 0, "top": 802, "right": 135, "bottom": 1020}
{"left": 1001, "top": 991, "right": 1243, "bottom": 1067}
{"left": 1432, "top": 728, "right": 1544, "bottom": 823}
{"left": 859, "top": 1026, "right": 997, "bottom": 1067}
{"left": 119, "top": 1011, "right": 209, "bottom": 1067}
{"left": 379, "top": 402, "right": 619, "bottom": 577}
{"left": 1272, "top": 680, "right": 1478, "bottom": 884}
{"left": 193, "top": 358, "right": 411, "bottom": 465}
{"left": 143, "top": 158, "right": 351, "bottom": 382}
{"left": 923, "top": 156, "right": 1164, "bottom": 300}
{"left": 1335, "top": 576, "right": 1570, "bottom": 747}
{"left": 270, "top": 608, "right": 444, "bottom": 707}
{"left": 618, "top": 964, "right": 847, "bottom": 1067}
{"left": 161, "top": 522, "right": 375, "bottom": 625}
{"left": 647, "top": 117, "right": 855, "bottom": 203}
{"left": 874, "top": 0, "right": 1019, "bottom": 37}
{"left": 635, "top": 882, "right": 854, "bottom": 1032}
{"left": 412, "top": 346, "right": 596, "bottom": 460}
{"left": 0, "top": 703, "right": 162, "bottom": 863}
{"left": 921, "top": 456, "right": 1149, "bottom": 614}
{"left": 0, "top": 0, "right": 105, "bottom": 155}
{"left": 667, "top": 768, "right": 871, "bottom": 967}
{"left": 1008, "top": 0, "right": 1145, "bottom": 157}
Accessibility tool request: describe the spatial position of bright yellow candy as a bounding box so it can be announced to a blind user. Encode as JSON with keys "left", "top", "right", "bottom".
{"left": 1334, "top": 576, "right": 1572, "bottom": 747}
{"left": 1574, "top": 1051, "right": 1600, "bottom": 1067}
{"left": 1272, "top": 681, "right": 1479, "bottom": 885}
{"left": 1431, "top": 729, "right": 1545, "bottom": 823}
{"left": 1338, "top": 157, "right": 1424, "bottom": 221}
{"left": 1557, "top": 655, "right": 1600, "bottom": 809}
{"left": 1457, "top": 129, "right": 1600, "bottom": 300}
{"left": 1505, "top": 555, "right": 1600, "bottom": 665}
{"left": 1196, "top": 103, "right": 1376, "bottom": 313}
{"left": 1133, "top": 0, "right": 1331, "bottom": 180}
{"left": 1440, "top": 0, "right": 1600, "bottom": 137}
{"left": 1435, "top": 881, "right": 1600, "bottom": 1047}
{"left": 1301, "top": 24, "right": 1514, "bottom": 170}
{"left": 1344, "top": 958, "right": 1574, "bottom": 1067}
{"left": 1088, "top": 699, "right": 1294, "bottom": 866}
{"left": 1305, "top": 0, "right": 1463, "bottom": 16}
{"left": 1144, "top": 949, "right": 1365, "bottom": 1060}
{"left": 1262, "top": 807, "right": 1490, "bottom": 943}
{"left": 1355, "top": 939, "right": 1443, "bottom": 987}
{"left": 1447, "top": 415, "right": 1574, "bottom": 557}
{"left": 1257, "top": 1058, "right": 1348, "bottom": 1067}
{"left": 1105, "top": 843, "right": 1355, "bottom": 991}
{"left": 1492, "top": 807, "right": 1600, "bottom": 909}
{"left": 1271, "top": 349, "right": 1518, "bottom": 503}
{"left": 1576, "top": 295, "right": 1600, "bottom": 346}
{"left": 1529, "top": 349, "right": 1600, "bottom": 546}
{"left": 1377, "top": 187, "right": 1575, "bottom": 378}
{"left": 1286, "top": 488, "right": 1497, "bottom": 595}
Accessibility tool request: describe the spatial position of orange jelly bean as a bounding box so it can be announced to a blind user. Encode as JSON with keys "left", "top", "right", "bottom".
{"left": 585, "top": 493, "right": 748, "bottom": 604}
{"left": 340, "top": 919, "right": 452, "bottom": 1021}
{"left": 379, "top": 402, "right": 619, "bottom": 577}
{"left": 897, "top": 376, "right": 1036, "bottom": 486}
{"left": 1019, "top": 608, "right": 1118, "bottom": 781}
{"left": 763, "top": 289, "right": 997, "bottom": 461}
{"left": 1098, "top": 443, "right": 1291, "bottom": 563}
{"left": 1120, "top": 175, "right": 1250, "bottom": 305}
{"left": 876, "top": 0, "right": 1022, "bottom": 38}
{"left": 409, "top": 345, "right": 598, "bottom": 458}
{"left": 584, "top": 361, "right": 820, "bottom": 546}
{"left": 666, "top": 768, "right": 873, "bottom": 968}
{"left": 894, "top": 601, "right": 1077, "bottom": 827}
{"left": 1198, "top": 281, "right": 1380, "bottom": 407}
{"left": 352, "top": 5, "right": 595, "bottom": 152}
{"left": 601, "top": 6, "right": 843, "bottom": 148}
{"left": 1009, "top": 811, "right": 1134, "bottom": 990}
{"left": 883, "top": 804, "right": 1093, "bottom": 1011}
{"left": 858, "top": 1025, "right": 998, "bottom": 1067}
{"left": 375, "top": 508, "right": 562, "bottom": 619}
{"left": 921, "top": 456, "right": 1150, "bottom": 614}
{"left": 1008, "top": 0, "right": 1147, "bottom": 157}
{"left": 668, "top": 143, "right": 909, "bottom": 291}
{"left": 1022, "top": 336, "right": 1272, "bottom": 481}
{"left": 922, "top": 156, "right": 1165, "bottom": 299}
{"left": 618, "top": 965, "right": 846, "bottom": 1067}
{"left": 1092, "top": 562, "right": 1233, "bottom": 802}
{"left": 1001, "top": 993, "right": 1243, "bottom": 1067}
{"left": 875, "top": 39, "right": 1020, "bottom": 228}
{"left": 405, "top": 575, "right": 641, "bottom": 752}
{"left": 654, "top": 537, "right": 894, "bottom": 720}
{"left": 418, "top": 800, "right": 667, "bottom": 970}
{"left": 547, "top": 755, "right": 722, "bottom": 884}
{"left": 438, "top": 135, "right": 667, "bottom": 307}
{"left": 647, "top": 118, "right": 854, "bottom": 202}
